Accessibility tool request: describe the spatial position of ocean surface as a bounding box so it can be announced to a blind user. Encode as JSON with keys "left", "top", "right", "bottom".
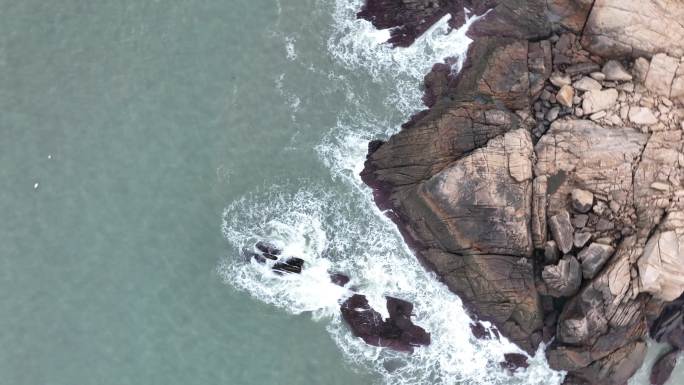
{"left": 0, "top": 1, "right": 681, "bottom": 384}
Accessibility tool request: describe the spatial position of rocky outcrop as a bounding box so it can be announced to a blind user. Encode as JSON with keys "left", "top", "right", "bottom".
{"left": 358, "top": 1, "right": 684, "bottom": 384}
{"left": 340, "top": 294, "right": 430, "bottom": 353}
{"left": 582, "top": 0, "right": 684, "bottom": 59}
{"left": 357, "top": 0, "right": 465, "bottom": 47}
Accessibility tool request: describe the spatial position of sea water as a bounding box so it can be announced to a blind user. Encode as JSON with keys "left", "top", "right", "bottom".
{"left": 0, "top": 1, "right": 680, "bottom": 384}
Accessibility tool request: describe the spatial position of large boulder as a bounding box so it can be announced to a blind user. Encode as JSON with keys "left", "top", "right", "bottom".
{"left": 581, "top": 0, "right": 684, "bottom": 59}
{"left": 639, "top": 229, "right": 684, "bottom": 302}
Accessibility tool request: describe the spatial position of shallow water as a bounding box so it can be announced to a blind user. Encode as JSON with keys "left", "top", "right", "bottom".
{"left": 0, "top": 1, "right": 681, "bottom": 384}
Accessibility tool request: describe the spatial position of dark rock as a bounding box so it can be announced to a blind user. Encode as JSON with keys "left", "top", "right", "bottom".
{"left": 255, "top": 241, "right": 281, "bottom": 256}
{"left": 470, "top": 321, "right": 490, "bottom": 339}
{"left": 650, "top": 349, "right": 680, "bottom": 385}
{"left": 340, "top": 294, "right": 430, "bottom": 353}
{"left": 329, "top": 272, "right": 351, "bottom": 287}
{"left": 357, "top": 0, "right": 465, "bottom": 47}
{"left": 500, "top": 353, "right": 530, "bottom": 372}
{"left": 273, "top": 257, "right": 304, "bottom": 274}
{"left": 651, "top": 295, "right": 684, "bottom": 349}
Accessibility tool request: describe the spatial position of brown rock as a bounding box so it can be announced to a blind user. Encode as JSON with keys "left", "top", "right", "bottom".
{"left": 549, "top": 210, "right": 574, "bottom": 254}
{"left": 582, "top": 0, "right": 684, "bottom": 59}
{"left": 542, "top": 255, "right": 582, "bottom": 298}
{"left": 557, "top": 85, "right": 575, "bottom": 107}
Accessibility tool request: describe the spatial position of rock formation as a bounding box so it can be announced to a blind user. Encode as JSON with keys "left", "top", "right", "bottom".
{"left": 340, "top": 294, "right": 431, "bottom": 353}
{"left": 358, "top": 1, "right": 684, "bottom": 384}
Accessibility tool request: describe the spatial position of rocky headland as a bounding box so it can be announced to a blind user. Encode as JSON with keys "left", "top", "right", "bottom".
{"left": 358, "top": 1, "right": 684, "bottom": 384}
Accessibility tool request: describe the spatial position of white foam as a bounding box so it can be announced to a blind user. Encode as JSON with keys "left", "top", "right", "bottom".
{"left": 221, "top": 1, "right": 566, "bottom": 384}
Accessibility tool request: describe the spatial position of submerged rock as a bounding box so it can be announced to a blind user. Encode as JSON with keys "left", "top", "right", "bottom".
{"left": 340, "top": 294, "right": 430, "bottom": 353}
{"left": 273, "top": 257, "right": 304, "bottom": 274}
{"left": 329, "top": 272, "right": 351, "bottom": 287}
{"left": 500, "top": 353, "right": 529, "bottom": 372}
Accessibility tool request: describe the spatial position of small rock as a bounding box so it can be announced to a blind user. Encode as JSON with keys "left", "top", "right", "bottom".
{"left": 556, "top": 85, "right": 575, "bottom": 107}
{"left": 574, "top": 76, "right": 602, "bottom": 92}
{"left": 596, "top": 218, "right": 615, "bottom": 231}
{"left": 565, "top": 62, "right": 600, "bottom": 76}
{"left": 582, "top": 88, "right": 618, "bottom": 114}
{"left": 500, "top": 353, "right": 529, "bottom": 372}
{"left": 550, "top": 72, "right": 572, "bottom": 87}
{"left": 470, "top": 322, "right": 490, "bottom": 339}
{"left": 546, "top": 107, "right": 561, "bottom": 122}
{"left": 549, "top": 210, "right": 574, "bottom": 254}
{"left": 590, "top": 111, "right": 607, "bottom": 121}
{"left": 330, "top": 272, "right": 351, "bottom": 287}
{"left": 602, "top": 60, "right": 633, "bottom": 81}
{"left": 544, "top": 240, "right": 559, "bottom": 264}
{"left": 256, "top": 241, "right": 282, "bottom": 256}
{"left": 574, "top": 232, "right": 592, "bottom": 248}
{"left": 578, "top": 243, "right": 615, "bottom": 279}
{"left": 633, "top": 57, "right": 650, "bottom": 82}
{"left": 273, "top": 257, "right": 305, "bottom": 274}
{"left": 572, "top": 189, "right": 594, "bottom": 213}
{"left": 574, "top": 107, "right": 584, "bottom": 117}
{"left": 651, "top": 182, "right": 671, "bottom": 191}
{"left": 572, "top": 214, "right": 588, "bottom": 228}
{"left": 542, "top": 255, "right": 582, "bottom": 297}
{"left": 629, "top": 107, "right": 659, "bottom": 125}
{"left": 590, "top": 72, "right": 606, "bottom": 81}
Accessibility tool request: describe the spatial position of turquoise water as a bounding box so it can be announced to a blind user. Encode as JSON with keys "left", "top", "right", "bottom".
{"left": 1, "top": 1, "right": 679, "bottom": 385}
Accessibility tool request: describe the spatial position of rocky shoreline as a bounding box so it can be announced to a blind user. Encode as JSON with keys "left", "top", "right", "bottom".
{"left": 358, "top": 1, "right": 684, "bottom": 384}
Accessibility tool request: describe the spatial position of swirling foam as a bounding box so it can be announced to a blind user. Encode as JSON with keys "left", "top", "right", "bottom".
{"left": 221, "top": 1, "right": 566, "bottom": 384}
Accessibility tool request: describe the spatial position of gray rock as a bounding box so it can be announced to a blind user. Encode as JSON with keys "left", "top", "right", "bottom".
{"left": 571, "top": 189, "right": 594, "bottom": 213}
{"left": 574, "top": 76, "right": 602, "bottom": 92}
{"left": 549, "top": 210, "right": 574, "bottom": 254}
{"left": 578, "top": 243, "right": 615, "bottom": 279}
{"left": 550, "top": 72, "right": 572, "bottom": 87}
{"left": 574, "top": 232, "right": 591, "bottom": 249}
{"left": 542, "top": 255, "right": 582, "bottom": 298}
{"left": 582, "top": 88, "right": 618, "bottom": 114}
{"left": 572, "top": 214, "right": 588, "bottom": 228}
{"left": 602, "top": 60, "right": 633, "bottom": 81}
{"left": 544, "top": 240, "right": 559, "bottom": 264}
{"left": 546, "top": 107, "right": 561, "bottom": 122}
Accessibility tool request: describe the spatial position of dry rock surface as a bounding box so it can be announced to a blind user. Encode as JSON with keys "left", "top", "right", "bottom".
{"left": 358, "top": 1, "right": 684, "bottom": 384}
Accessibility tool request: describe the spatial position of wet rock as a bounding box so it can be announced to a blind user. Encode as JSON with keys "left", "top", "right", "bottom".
{"left": 572, "top": 189, "right": 594, "bottom": 213}
{"left": 582, "top": 88, "right": 618, "bottom": 114}
{"left": 500, "top": 353, "right": 529, "bottom": 372}
{"left": 356, "top": 0, "right": 465, "bottom": 47}
{"left": 557, "top": 85, "right": 575, "bottom": 107}
{"left": 549, "top": 210, "right": 574, "bottom": 254}
{"left": 256, "top": 241, "right": 282, "bottom": 256}
{"left": 542, "top": 255, "right": 582, "bottom": 298}
{"left": 273, "top": 257, "right": 305, "bottom": 274}
{"left": 340, "top": 294, "right": 430, "bottom": 353}
{"left": 602, "top": 60, "right": 633, "bottom": 81}
{"left": 330, "top": 272, "right": 350, "bottom": 287}
{"left": 470, "top": 321, "right": 490, "bottom": 339}
{"left": 650, "top": 349, "right": 680, "bottom": 385}
{"left": 577, "top": 243, "right": 615, "bottom": 280}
